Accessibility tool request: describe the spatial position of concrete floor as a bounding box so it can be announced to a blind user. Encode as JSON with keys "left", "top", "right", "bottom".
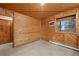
{"left": 0, "top": 40, "right": 79, "bottom": 56}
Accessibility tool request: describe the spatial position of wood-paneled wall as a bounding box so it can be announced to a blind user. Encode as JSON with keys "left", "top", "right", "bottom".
{"left": 0, "top": 8, "right": 5, "bottom": 15}
{"left": 13, "top": 12, "right": 41, "bottom": 47}
{"left": 78, "top": 38, "right": 79, "bottom": 48}
{"left": 0, "top": 7, "right": 78, "bottom": 48}
{"left": 43, "top": 9, "right": 79, "bottom": 48}
{"left": 41, "top": 20, "right": 46, "bottom": 40}
{"left": 0, "top": 8, "right": 13, "bottom": 44}
{"left": 0, "top": 8, "right": 13, "bottom": 17}
{"left": 0, "top": 7, "right": 41, "bottom": 47}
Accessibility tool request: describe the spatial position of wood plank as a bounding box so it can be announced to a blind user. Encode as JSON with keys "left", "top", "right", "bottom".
{"left": 13, "top": 12, "right": 41, "bottom": 47}
{"left": 0, "top": 19, "right": 11, "bottom": 44}
{"left": 64, "top": 34, "right": 77, "bottom": 48}
{"left": 0, "top": 8, "right": 5, "bottom": 15}
{"left": 43, "top": 9, "right": 79, "bottom": 48}
{"left": 4, "top": 9, "right": 13, "bottom": 17}
{"left": 0, "top": 3, "right": 79, "bottom": 19}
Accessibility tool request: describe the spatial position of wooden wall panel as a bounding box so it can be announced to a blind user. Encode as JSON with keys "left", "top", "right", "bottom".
{"left": 43, "top": 16, "right": 56, "bottom": 41}
{"left": 28, "top": 32, "right": 41, "bottom": 41}
{"left": 78, "top": 36, "right": 79, "bottom": 48}
{"left": 4, "top": 9, "right": 13, "bottom": 17}
{"left": 0, "top": 8, "right": 13, "bottom": 45}
{"left": 76, "top": 8, "right": 79, "bottom": 33}
{"left": 25, "top": 22, "right": 41, "bottom": 33}
{"left": 52, "top": 33, "right": 64, "bottom": 43}
{"left": 43, "top": 9, "right": 79, "bottom": 48}
{"left": 0, "top": 8, "right": 5, "bottom": 15}
{"left": 41, "top": 20, "right": 47, "bottom": 40}
{"left": 0, "top": 20, "right": 11, "bottom": 44}
{"left": 13, "top": 12, "right": 41, "bottom": 47}
{"left": 45, "top": 33, "right": 52, "bottom": 41}
{"left": 64, "top": 34, "right": 77, "bottom": 48}
{"left": 55, "top": 9, "right": 77, "bottom": 18}
{"left": 0, "top": 8, "right": 13, "bottom": 17}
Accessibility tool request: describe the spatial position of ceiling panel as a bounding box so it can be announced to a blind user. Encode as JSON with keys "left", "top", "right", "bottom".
{"left": 0, "top": 3, "right": 79, "bottom": 20}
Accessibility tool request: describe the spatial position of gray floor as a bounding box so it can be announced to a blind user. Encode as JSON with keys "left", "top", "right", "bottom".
{"left": 0, "top": 40, "right": 79, "bottom": 56}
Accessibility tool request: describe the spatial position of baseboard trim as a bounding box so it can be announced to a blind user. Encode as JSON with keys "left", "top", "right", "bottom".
{"left": 49, "top": 40, "right": 79, "bottom": 51}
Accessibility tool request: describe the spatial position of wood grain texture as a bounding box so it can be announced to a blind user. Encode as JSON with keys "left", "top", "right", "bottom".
{"left": 0, "top": 8, "right": 5, "bottom": 15}
{"left": 0, "top": 19, "right": 11, "bottom": 44}
{"left": 64, "top": 34, "right": 77, "bottom": 48}
{"left": 52, "top": 33, "right": 64, "bottom": 43}
{"left": 0, "top": 8, "right": 13, "bottom": 17}
{"left": 0, "top": 4, "right": 79, "bottom": 48}
{"left": 76, "top": 8, "right": 79, "bottom": 34}
{"left": 4, "top": 9, "right": 13, "bottom": 17}
{"left": 43, "top": 9, "right": 79, "bottom": 48}
{"left": 13, "top": 12, "right": 41, "bottom": 47}
{"left": 78, "top": 36, "right": 79, "bottom": 48}
{"left": 41, "top": 20, "right": 46, "bottom": 40}
{"left": 0, "top": 8, "right": 13, "bottom": 45}
{"left": 0, "top": 3, "right": 79, "bottom": 19}
{"left": 55, "top": 9, "right": 77, "bottom": 18}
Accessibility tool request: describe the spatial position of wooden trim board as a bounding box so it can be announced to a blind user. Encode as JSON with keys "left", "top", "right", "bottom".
{"left": 49, "top": 40, "right": 79, "bottom": 51}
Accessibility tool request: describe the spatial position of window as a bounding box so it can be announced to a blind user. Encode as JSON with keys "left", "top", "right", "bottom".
{"left": 56, "top": 15, "right": 76, "bottom": 32}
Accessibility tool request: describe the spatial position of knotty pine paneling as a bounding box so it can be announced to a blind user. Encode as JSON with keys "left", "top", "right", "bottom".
{"left": 13, "top": 12, "right": 41, "bottom": 47}
{"left": 78, "top": 36, "right": 79, "bottom": 48}
{"left": 0, "top": 3, "right": 79, "bottom": 19}
{"left": 43, "top": 9, "right": 79, "bottom": 48}
{"left": 0, "top": 8, "right": 13, "bottom": 44}
{"left": 52, "top": 33, "right": 64, "bottom": 43}
{"left": 64, "top": 34, "right": 77, "bottom": 48}
{"left": 76, "top": 8, "right": 79, "bottom": 33}
{"left": 4, "top": 9, "right": 13, "bottom": 17}
{"left": 55, "top": 9, "right": 77, "bottom": 18}
{"left": 0, "top": 19, "right": 11, "bottom": 44}
{"left": 0, "top": 8, "right": 5, "bottom": 15}
{"left": 41, "top": 20, "right": 47, "bottom": 40}
{"left": 0, "top": 8, "right": 13, "bottom": 17}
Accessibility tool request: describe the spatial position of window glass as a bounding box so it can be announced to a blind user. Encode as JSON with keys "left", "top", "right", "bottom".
{"left": 56, "top": 16, "right": 76, "bottom": 32}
